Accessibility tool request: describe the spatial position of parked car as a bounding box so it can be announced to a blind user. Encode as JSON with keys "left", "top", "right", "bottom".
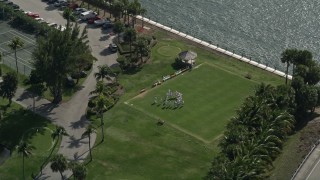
{"left": 47, "top": 0, "right": 57, "bottom": 4}
{"left": 109, "top": 43, "right": 118, "bottom": 52}
{"left": 54, "top": 0, "right": 67, "bottom": 7}
{"left": 34, "top": 17, "right": 45, "bottom": 23}
{"left": 66, "top": 76, "right": 75, "bottom": 87}
{"left": 71, "top": 71, "right": 87, "bottom": 79}
{"left": 68, "top": 3, "right": 79, "bottom": 10}
{"left": 94, "top": 19, "right": 109, "bottom": 26}
{"left": 3, "top": 1, "right": 13, "bottom": 5}
{"left": 11, "top": 4, "right": 19, "bottom": 9}
{"left": 74, "top": 8, "right": 87, "bottom": 15}
{"left": 87, "top": 16, "right": 101, "bottom": 24}
{"left": 102, "top": 22, "right": 114, "bottom": 29}
{"left": 26, "top": 12, "right": 40, "bottom": 18}
{"left": 48, "top": 22, "right": 58, "bottom": 28}
{"left": 80, "top": 11, "right": 97, "bottom": 21}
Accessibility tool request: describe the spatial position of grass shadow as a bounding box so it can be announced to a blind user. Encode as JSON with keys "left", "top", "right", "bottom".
{"left": 0, "top": 104, "right": 49, "bottom": 150}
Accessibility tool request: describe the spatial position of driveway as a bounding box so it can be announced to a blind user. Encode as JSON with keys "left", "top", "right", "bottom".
{"left": 10, "top": 0, "right": 118, "bottom": 179}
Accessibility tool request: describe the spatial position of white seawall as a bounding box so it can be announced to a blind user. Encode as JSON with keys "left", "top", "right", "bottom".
{"left": 136, "top": 15, "right": 292, "bottom": 80}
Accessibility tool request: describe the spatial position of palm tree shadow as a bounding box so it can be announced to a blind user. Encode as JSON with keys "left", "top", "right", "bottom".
{"left": 16, "top": 90, "right": 34, "bottom": 101}
{"left": 67, "top": 136, "right": 88, "bottom": 148}
{"left": 35, "top": 103, "right": 58, "bottom": 118}
{"left": 69, "top": 115, "right": 89, "bottom": 130}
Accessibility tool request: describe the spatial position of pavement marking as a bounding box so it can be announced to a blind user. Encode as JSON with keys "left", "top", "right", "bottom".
{"left": 306, "top": 156, "right": 320, "bottom": 180}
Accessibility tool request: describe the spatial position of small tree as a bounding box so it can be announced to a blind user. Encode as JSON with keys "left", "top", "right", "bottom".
{"left": 124, "top": 28, "right": 137, "bottom": 56}
{"left": 113, "top": 21, "right": 124, "bottom": 42}
{"left": 41, "top": 126, "right": 68, "bottom": 174}
{"left": 82, "top": 125, "right": 95, "bottom": 162}
{"left": 29, "top": 70, "right": 45, "bottom": 112}
{"left": 95, "top": 95, "right": 111, "bottom": 143}
{"left": 94, "top": 65, "right": 114, "bottom": 82}
{"left": 8, "top": 37, "right": 24, "bottom": 74}
{"left": 134, "top": 37, "right": 149, "bottom": 64}
{"left": 17, "top": 141, "right": 34, "bottom": 180}
{"left": 0, "top": 72, "right": 18, "bottom": 106}
{"left": 50, "top": 154, "right": 68, "bottom": 179}
{"left": 70, "top": 162, "right": 87, "bottom": 180}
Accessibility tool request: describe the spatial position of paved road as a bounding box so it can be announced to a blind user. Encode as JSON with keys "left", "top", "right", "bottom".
{"left": 10, "top": 0, "right": 118, "bottom": 179}
{"left": 293, "top": 143, "right": 320, "bottom": 180}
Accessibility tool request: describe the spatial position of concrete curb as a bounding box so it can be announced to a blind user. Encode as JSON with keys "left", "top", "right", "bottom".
{"left": 136, "top": 15, "right": 292, "bottom": 80}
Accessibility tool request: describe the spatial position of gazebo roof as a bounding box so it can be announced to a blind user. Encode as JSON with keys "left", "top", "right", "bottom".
{"left": 179, "top": 50, "right": 197, "bottom": 61}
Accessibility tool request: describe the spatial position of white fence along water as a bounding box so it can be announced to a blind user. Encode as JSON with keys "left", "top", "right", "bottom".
{"left": 136, "top": 15, "right": 292, "bottom": 80}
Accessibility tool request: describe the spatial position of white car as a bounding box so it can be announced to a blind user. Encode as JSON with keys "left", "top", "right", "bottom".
{"left": 74, "top": 8, "right": 87, "bottom": 15}
{"left": 54, "top": 0, "right": 67, "bottom": 7}
{"left": 34, "top": 17, "right": 45, "bottom": 23}
{"left": 48, "top": 22, "right": 58, "bottom": 28}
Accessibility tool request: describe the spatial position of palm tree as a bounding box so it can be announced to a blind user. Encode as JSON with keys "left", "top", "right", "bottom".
{"left": 41, "top": 126, "right": 68, "bottom": 173}
{"left": 113, "top": 21, "right": 124, "bottom": 43}
{"left": 94, "top": 65, "right": 114, "bottom": 82}
{"left": 70, "top": 162, "right": 87, "bottom": 180}
{"left": 90, "top": 81, "right": 113, "bottom": 97}
{"left": 95, "top": 94, "right": 110, "bottom": 142}
{"left": 0, "top": 52, "right": 2, "bottom": 76}
{"left": 63, "top": 8, "right": 74, "bottom": 25}
{"left": 120, "top": 0, "right": 129, "bottom": 23}
{"left": 8, "top": 37, "right": 24, "bottom": 74}
{"left": 50, "top": 154, "right": 68, "bottom": 179}
{"left": 128, "top": 0, "right": 142, "bottom": 27}
{"left": 281, "top": 49, "right": 296, "bottom": 85}
{"left": 0, "top": 72, "right": 18, "bottom": 106}
{"left": 124, "top": 28, "right": 137, "bottom": 57}
{"left": 17, "top": 141, "right": 34, "bottom": 180}
{"left": 134, "top": 37, "right": 149, "bottom": 64}
{"left": 139, "top": 8, "right": 147, "bottom": 28}
{"left": 82, "top": 125, "right": 95, "bottom": 162}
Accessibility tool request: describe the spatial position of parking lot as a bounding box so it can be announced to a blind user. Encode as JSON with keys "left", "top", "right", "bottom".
{"left": 0, "top": 23, "right": 35, "bottom": 75}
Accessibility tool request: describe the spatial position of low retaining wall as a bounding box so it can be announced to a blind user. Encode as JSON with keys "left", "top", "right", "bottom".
{"left": 136, "top": 15, "right": 292, "bottom": 80}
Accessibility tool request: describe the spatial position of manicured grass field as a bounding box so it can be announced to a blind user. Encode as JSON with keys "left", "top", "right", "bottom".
{"left": 129, "top": 64, "right": 257, "bottom": 141}
{"left": 85, "top": 30, "right": 284, "bottom": 178}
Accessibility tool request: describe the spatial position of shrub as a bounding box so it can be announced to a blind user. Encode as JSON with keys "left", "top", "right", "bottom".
{"left": 245, "top": 72, "right": 252, "bottom": 79}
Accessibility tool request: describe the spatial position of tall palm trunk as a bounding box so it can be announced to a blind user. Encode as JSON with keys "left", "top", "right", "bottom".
{"left": 59, "top": 170, "right": 63, "bottom": 179}
{"left": 129, "top": 40, "right": 132, "bottom": 58}
{"left": 285, "top": 63, "right": 289, "bottom": 85}
{"left": 33, "top": 95, "right": 35, "bottom": 112}
{"left": 41, "top": 135, "right": 59, "bottom": 174}
{"left": 88, "top": 135, "right": 92, "bottom": 161}
{"left": 22, "top": 154, "right": 25, "bottom": 180}
{"left": 14, "top": 50, "right": 18, "bottom": 73}
{"left": 101, "top": 113, "right": 104, "bottom": 142}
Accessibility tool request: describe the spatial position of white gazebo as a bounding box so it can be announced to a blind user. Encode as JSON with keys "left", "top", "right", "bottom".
{"left": 178, "top": 50, "right": 197, "bottom": 65}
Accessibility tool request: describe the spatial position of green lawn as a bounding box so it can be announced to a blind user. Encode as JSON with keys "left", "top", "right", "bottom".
{"left": 129, "top": 64, "right": 257, "bottom": 141}
{"left": 0, "top": 100, "right": 58, "bottom": 179}
{"left": 87, "top": 104, "right": 217, "bottom": 180}
{"left": 85, "top": 30, "right": 284, "bottom": 178}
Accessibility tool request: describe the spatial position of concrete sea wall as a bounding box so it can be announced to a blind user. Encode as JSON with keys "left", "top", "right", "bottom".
{"left": 136, "top": 15, "right": 292, "bottom": 80}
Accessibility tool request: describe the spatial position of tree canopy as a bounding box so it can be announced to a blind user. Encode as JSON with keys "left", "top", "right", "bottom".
{"left": 32, "top": 23, "right": 95, "bottom": 103}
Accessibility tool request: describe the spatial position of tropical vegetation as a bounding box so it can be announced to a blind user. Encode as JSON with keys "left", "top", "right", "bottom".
{"left": 206, "top": 49, "right": 320, "bottom": 179}
{"left": 32, "top": 23, "right": 95, "bottom": 103}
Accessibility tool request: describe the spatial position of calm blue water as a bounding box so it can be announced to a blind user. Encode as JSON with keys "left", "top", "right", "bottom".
{"left": 140, "top": 0, "right": 320, "bottom": 71}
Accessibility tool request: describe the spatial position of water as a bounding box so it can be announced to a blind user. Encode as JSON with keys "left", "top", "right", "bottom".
{"left": 140, "top": 0, "right": 320, "bottom": 71}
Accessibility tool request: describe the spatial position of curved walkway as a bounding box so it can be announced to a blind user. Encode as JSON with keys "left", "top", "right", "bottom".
{"left": 10, "top": 0, "right": 118, "bottom": 179}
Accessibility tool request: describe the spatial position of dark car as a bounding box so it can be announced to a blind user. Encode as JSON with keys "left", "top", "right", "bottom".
{"left": 3, "top": 1, "right": 13, "bottom": 5}
{"left": 11, "top": 4, "right": 19, "bottom": 9}
{"left": 47, "top": 0, "right": 57, "bottom": 4}
{"left": 109, "top": 43, "right": 118, "bottom": 52}
{"left": 66, "top": 76, "right": 75, "bottom": 87}
{"left": 102, "top": 22, "right": 114, "bottom": 29}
